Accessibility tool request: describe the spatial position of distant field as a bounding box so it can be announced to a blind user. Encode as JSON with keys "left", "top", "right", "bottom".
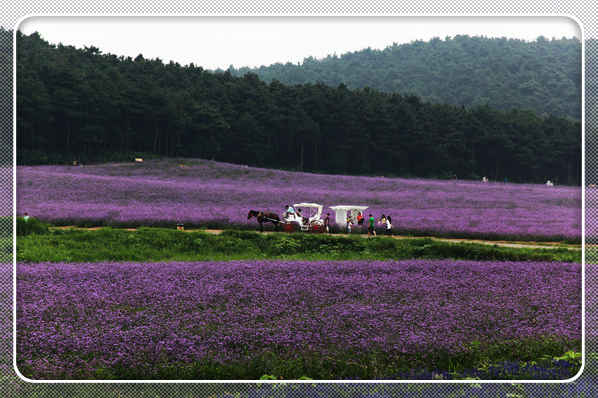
{"left": 16, "top": 259, "right": 581, "bottom": 380}
{"left": 17, "top": 159, "right": 581, "bottom": 241}
{"left": 15, "top": 160, "right": 583, "bottom": 381}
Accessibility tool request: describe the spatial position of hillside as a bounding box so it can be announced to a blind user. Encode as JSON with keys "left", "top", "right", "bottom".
{"left": 17, "top": 158, "right": 581, "bottom": 241}
{"left": 16, "top": 32, "right": 581, "bottom": 184}
{"left": 230, "top": 35, "right": 581, "bottom": 120}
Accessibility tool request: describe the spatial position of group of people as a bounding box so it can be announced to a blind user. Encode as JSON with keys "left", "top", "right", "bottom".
{"left": 284, "top": 205, "right": 393, "bottom": 236}
{"left": 344, "top": 211, "right": 392, "bottom": 237}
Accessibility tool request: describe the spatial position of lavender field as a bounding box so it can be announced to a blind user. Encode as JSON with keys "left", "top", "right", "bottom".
{"left": 17, "top": 159, "right": 581, "bottom": 241}
{"left": 17, "top": 259, "right": 581, "bottom": 380}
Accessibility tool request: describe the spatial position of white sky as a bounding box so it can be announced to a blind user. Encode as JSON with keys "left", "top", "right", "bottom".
{"left": 18, "top": 16, "right": 581, "bottom": 70}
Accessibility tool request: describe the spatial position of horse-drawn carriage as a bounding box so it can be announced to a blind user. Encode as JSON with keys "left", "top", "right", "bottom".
{"left": 248, "top": 203, "right": 369, "bottom": 233}
{"left": 248, "top": 202, "right": 325, "bottom": 233}
{"left": 283, "top": 203, "right": 325, "bottom": 233}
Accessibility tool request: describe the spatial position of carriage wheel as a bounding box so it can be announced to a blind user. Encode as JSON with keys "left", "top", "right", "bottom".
{"left": 283, "top": 222, "right": 301, "bottom": 233}
{"left": 310, "top": 222, "right": 324, "bottom": 233}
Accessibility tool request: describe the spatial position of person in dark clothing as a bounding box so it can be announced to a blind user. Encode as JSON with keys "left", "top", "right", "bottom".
{"left": 324, "top": 213, "right": 331, "bottom": 233}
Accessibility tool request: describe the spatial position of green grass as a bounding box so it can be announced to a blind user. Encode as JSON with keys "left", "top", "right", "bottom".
{"left": 16, "top": 217, "right": 49, "bottom": 236}
{"left": 16, "top": 227, "right": 581, "bottom": 263}
{"left": 41, "top": 216, "right": 583, "bottom": 244}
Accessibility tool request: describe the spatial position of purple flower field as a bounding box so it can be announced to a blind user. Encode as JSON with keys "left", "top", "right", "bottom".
{"left": 17, "top": 159, "right": 581, "bottom": 241}
{"left": 17, "top": 259, "right": 581, "bottom": 380}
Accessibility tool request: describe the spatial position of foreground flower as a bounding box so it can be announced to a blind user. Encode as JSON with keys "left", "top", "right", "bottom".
{"left": 17, "top": 259, "right": 581, "bottom": 379}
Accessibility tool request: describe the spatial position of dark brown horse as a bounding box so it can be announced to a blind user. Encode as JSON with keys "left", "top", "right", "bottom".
{"left": 248, "top": 210, "right": 281, "bottom": 232}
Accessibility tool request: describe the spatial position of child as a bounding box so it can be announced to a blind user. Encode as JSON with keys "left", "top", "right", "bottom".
{"left": 346, "top": 215, "right": 353, "bottom": 234}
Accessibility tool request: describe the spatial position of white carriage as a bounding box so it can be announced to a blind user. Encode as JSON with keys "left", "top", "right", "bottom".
{"left": 283, "top": 202, "right": 325, "bottom": 232}
{"left": 329, "top": 205, "right": 369, "bottom": 227}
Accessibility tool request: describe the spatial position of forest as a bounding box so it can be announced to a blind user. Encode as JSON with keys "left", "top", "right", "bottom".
{"left": 229, "top": 35, "right": 582, "bottom": 121}
{"left": 0, "top": 28, "right": 11, "bottom": 165}
{"left": 16, "top": 30, "right": 581, "bottom": 184}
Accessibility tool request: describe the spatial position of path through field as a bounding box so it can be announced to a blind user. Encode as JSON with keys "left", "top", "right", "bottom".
{"left": 51, "top": 226, "right": 581, "bottom": 251}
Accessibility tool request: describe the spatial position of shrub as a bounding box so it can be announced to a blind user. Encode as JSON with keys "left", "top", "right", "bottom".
{"left": 16, "top": 217, "right": 49, "bottom": 236}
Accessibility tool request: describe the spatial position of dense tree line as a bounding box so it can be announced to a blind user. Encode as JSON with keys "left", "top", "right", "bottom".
{"left": 587, "top": 39, "right": 598, "bottom": 185}
{"left": 229, "top": 35, "right": 581, "bottom": 121}
{"left": 17, "top": 31, "right": 581, "bottom": 184}
{"left": 0, "top": 28, "right": 12, "bottom": 166}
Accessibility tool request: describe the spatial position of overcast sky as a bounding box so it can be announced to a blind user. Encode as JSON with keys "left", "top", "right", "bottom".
{"left": 18, "top": 16, "right": 581, "bottom": 70}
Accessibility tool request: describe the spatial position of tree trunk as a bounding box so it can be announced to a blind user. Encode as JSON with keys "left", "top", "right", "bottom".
{"left": 153, "top": 121, "right": 159, "bottom": 153}
{"left": 299, "top": 141, "right": 304, "bottom": 171}
{"left": 494, "top": 159, "right": 499, "bottom": 181}
{"left": 123, "top": 113, "right": 129, "bottom": 153}
{"left": 66, "top": 118, "right": 71, "bottom": 154}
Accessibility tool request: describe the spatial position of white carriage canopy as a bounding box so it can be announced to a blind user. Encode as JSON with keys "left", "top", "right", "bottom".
{"left": 329, "top": 205, "right": 369, "bottom": 225}
{"left": 293, "top": 203, "right": 323, "bottom": 222}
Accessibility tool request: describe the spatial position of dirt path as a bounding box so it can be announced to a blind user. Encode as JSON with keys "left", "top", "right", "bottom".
{"left": 51, "top": 226, "right": 581, "bottom": 251}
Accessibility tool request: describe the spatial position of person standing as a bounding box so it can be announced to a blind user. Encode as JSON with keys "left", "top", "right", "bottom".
{"left": 385, "top": 215, "right": 392, "bottom": 235}
{"left": 346, "top": 214, "right": 353, "bottom": 234}
{"left": 378, "top": 214, "right": 386, "bottom": 226}
{"left": 357, "top": 211, "right": 365, "bottom": 233}
{"left": 368, "top": 214, "right": 376, "bottom": 237}
{"left": 324, "top": 213, "right": 331, "bottom": 233}
{"left": 357, "top": 212, "right": 364, "bottom": 225}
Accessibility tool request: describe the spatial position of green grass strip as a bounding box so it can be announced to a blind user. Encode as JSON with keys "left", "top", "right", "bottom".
{"left": 17, "top": 227, "right": 581, "bottom": 263}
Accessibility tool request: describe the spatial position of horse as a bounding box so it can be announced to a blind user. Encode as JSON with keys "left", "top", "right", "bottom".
{"left": 248, "top": 210, "right": 281, "bottom": 232}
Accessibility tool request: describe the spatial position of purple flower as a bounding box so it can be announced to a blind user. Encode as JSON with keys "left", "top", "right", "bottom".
{"left": 16, "top": 159, "right": 581, "bottom": 240}
{"left": 16, "top": 259, "right": 581, "bottom": 379}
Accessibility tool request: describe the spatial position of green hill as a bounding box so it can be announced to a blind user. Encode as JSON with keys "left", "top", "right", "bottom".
{"left": 229, "top": 35, "right": 581, "bottom": 120}
{"left": 16, "top": 31, "right": 581, "bottom": 184}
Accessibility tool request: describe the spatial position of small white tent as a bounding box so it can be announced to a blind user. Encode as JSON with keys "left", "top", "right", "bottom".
{"left": 329, "top": 205, "right": 369, "bottom": 225}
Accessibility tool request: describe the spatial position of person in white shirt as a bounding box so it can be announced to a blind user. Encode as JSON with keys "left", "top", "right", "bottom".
{"left": 346, "top": 215, "right": 353, "bottom": 233}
